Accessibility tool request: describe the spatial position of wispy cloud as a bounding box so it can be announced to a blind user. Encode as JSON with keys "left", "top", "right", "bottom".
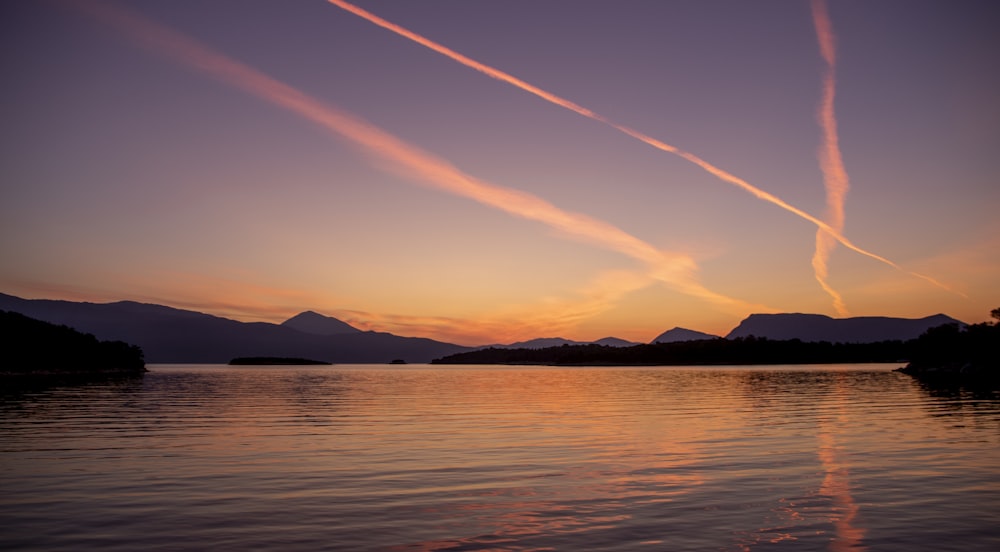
{"left": 70, "top": 1, "right": 757, "bottom": 335}
{"left": 811, "top": 0, "right": 850, "bottom": 316}
{"left": 326, "top": 0, "right": 958, "bottom": 295}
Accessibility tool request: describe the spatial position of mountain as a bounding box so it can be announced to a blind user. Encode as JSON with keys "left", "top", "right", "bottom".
{"left": 651, "top": 327, "right": 720, "bottom": 343}
{"left": 0, "top": 293, "right": 468, "bottom": 364}
{"left": 490, "top": 336, "right": 636, "bottom": 349}
{"left": 281, "top": 311, "right": 360, "bottom": 335}
{"left": 725, "top": 313, "right": 964, "bottom": 343}
{"left": 495, "top": 337, "right": 581, "bottom": 349}
{"left": 593, "top": 337, "right": 638, "bottom": 347}
{"left": 1, "top": 292, "right": 967, "bottom": 361}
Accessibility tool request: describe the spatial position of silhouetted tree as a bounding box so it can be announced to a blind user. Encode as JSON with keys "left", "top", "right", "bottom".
{"left": 898, "top": 308, "right": 999, "bottom": 384}
{"left": 433, "top": 336, "right": 912, "bottom": 366}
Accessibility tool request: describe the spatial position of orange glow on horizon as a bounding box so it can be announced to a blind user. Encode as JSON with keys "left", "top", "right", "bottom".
{"left": 335, "top": 269, "right": 671, "bottom": 345}
{"left": 4, "top": 266, "right": 753, "bottom": 346}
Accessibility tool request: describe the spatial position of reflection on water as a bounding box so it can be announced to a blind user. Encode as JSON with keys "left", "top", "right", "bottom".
{"left": 1, "top": 364, "right": 998, "bottom": 551}
{"left": 816, "top": 377, "right": 864, "bottom": 552}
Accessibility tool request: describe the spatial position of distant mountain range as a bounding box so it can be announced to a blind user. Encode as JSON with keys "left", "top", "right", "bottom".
{"left": 489, "top": 336, "right": 639, "bottom": 349}
{"left": 0, "top": 293, "right": 468, "bottom": 364}
{"left": 0, "top": 293, "right": 966, "bottom": 363}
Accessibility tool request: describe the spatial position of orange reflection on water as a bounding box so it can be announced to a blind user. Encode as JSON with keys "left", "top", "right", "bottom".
{"left": 816, "top": 378, "right": 866, "bottom": 551}
{"left": 730, "top": 369, "right": 869, "bottom": 551}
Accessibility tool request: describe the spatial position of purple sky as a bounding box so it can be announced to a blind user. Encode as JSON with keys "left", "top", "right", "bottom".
{"left": 2, "top": 1, "right": 998, "bottom": 344}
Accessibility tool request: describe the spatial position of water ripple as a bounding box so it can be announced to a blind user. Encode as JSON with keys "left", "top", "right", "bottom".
{"left": 2, "top": 364, "right": 998, "bottom": 551}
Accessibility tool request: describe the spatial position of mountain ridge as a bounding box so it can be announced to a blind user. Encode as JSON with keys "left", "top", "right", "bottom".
{"left": 485, "top": 336, "right": 639, "bottom": 349}
{"left": 0, "top": 293, "right": 968, "bottom": 361}
{"left": 725, "top": 312, "right": 963, "bottom": 343}
{"left": 0, "top": 293, "right": 467, "bottom": 363}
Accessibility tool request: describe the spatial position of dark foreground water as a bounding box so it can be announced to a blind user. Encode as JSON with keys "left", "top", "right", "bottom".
{"left": 2, "top": 364, "right": 998, "bottom": 551}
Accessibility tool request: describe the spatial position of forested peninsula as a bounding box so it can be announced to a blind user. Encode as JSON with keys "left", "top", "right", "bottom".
{"left": 896, "top": 309, "right": 1000, "bottom": 384}
{"left": 433, "top": 337, "right": 912, "bottom": 366}
{"left": 435, "top": 310, "right": 999, "bottom": 384}
{"left": 1, "top": 310, "right": 145, "bottom": 378}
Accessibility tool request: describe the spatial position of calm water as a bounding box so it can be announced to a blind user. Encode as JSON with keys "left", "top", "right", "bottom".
{"left": 2, "top": 364, "right": 998, "bottom": 551}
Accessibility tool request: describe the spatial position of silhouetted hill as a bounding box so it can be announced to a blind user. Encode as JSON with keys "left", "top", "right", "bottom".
{"left": 281, "top": 311, "right": 360, "bottom": 335}
{"left": 726, "top": 313, "right": 964, "bottom": 343}
{"left": 651, "top": 327, "right": 720, "bottom": 343}
{"left": 1, "top": 310, "right": 145, "bottom": 376}
{"left": 496, "top": 337, "right": 580, "bottom": 349}
{"left": 0, "top": 293, "right": 468, "bottom": 364}
{"left": 593, "top": 337, "right": 638, "bottom": 347}
{"left": 489, "top": 337, "right": 635, "bottom": 349}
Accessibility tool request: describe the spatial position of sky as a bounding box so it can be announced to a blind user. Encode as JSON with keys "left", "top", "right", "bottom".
{"left": 2, "top": 0, "right": 998, "bottom": 346}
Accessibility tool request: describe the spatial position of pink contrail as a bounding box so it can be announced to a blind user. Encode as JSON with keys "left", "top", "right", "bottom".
{"left": 70, "top": 1, "right": 755, "bottom": 313}
{"left": 326, "top": 0, "right": 959, "bottom": 295}
{"left": 811, "top": 0, "right": 850, "bottom": 316}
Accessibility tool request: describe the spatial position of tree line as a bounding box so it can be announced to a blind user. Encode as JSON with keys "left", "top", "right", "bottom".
{"left": 433, "top": 337, "right": 913, "bottom": 366}
{"left": 435, "top": 309, "right": 999, "bottom": 375}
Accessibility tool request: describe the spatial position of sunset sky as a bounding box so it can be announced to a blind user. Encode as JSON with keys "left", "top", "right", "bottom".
{"left": 2, "top": 0, "right": 998, "bottom": 345}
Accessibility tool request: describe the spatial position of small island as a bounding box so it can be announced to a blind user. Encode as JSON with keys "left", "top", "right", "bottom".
{"left": 1, "top": 310, "right": 146, "bottom": 379}
{"left": 228, "top": 357, "right": 332, "bottom": 365}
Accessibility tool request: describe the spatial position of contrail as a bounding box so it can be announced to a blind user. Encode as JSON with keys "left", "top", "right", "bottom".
{"left": 326, "top": 0, "right": 959, "bottom": 295}
{"left": 811, "top": 0, "right": 850, "bottom": 316}
{"left": 70, "top": 1, "right": 757, "bottom": 315}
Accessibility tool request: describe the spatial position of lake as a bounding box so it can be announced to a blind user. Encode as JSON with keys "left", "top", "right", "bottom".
{"left": 2, "top": 364, "right": 998, "bottom": 551}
